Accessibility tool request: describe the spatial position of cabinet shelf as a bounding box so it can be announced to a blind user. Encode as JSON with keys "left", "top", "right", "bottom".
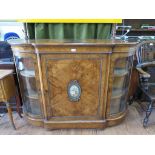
{"left": 114, "top": 69, "right": 128, "bottom": 77}
{"left": 20, "top": 70, "right": 35, "bottom": 77}
{"left": 25, "top": 91, "right": 38, "bottom": 99}
{"left": 111, "top": 89, "right": 127, "bottom": 99}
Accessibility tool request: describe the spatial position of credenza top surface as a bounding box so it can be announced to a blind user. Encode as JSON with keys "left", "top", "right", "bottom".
{"left": 9, "top": 39, "right": 138, "bottom": 47}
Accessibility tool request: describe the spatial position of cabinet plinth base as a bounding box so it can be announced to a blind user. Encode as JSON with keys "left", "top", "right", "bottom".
{"left": 25, "top": 110, "right": 127, "bottom": 130}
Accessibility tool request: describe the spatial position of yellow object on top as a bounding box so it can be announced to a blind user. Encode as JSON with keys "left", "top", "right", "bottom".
{"left": 16, "top": 19, "right": 122, "bottom": 23}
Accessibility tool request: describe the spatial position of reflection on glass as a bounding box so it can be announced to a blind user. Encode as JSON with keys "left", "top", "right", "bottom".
{"left": 142, "top": 43, "right": 155, "bottom": 62}
{"left": 110, "top": 56, "right": 133, "bottom": 115}
{"left": 15, "top": 56, "right": 41, "bottom": 116}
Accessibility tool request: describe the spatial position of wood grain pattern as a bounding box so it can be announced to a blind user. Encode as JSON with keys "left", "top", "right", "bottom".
{"left": 41, "top": 54, "right": 106, "bottom": 119}
{"left": 0, "top": 70, "right": 16, "bottom": 102}
{"left": 0, "top": 80, "right": 4, "bottom": 99}
{"left": 128, "top": 62, "right": 139, "bottom": 97}
{"left": 2, "top": 75, "right": 16, "bottom": 101}
{"left": 0, "top": 70, "right": 17, "bottom": 129}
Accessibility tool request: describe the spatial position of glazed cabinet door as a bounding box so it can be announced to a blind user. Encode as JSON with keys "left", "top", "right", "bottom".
{"left": 41, "top": 54, "right": 110, "bottom": 121}
{"left": 107, "top": 52, "right": 134, "bottom": 118}
{"left": 14, "top": 53, "right": 42, "bottom": 118}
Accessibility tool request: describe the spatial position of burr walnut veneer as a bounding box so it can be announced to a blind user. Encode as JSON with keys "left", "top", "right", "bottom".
{"left": 10, "top": 40, "right": 137, "bottom": 129}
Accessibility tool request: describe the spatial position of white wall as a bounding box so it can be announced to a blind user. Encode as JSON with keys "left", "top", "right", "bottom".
{"left": 0, "top": 22, "right": 25, "bottom": 41}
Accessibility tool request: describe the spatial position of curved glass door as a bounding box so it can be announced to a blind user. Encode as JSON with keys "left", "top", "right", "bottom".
{"left": 110, "top": 56, "right": 133, "bottom": 115}
{"left": 15, "top": 56, "right": 41, "bottom": 117}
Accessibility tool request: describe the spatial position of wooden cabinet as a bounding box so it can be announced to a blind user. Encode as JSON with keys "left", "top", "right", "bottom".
{"left": 10, "top": 40, "right": 137, "bottom": 129}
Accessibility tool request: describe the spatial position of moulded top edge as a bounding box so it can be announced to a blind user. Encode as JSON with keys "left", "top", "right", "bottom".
{"left": 8, "top": 39, "right": 138, "bottom": 47}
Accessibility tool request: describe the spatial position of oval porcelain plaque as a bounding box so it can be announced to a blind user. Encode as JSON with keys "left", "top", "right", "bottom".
{"left": 68, "top": 80, "right": 81, "bottom": 102}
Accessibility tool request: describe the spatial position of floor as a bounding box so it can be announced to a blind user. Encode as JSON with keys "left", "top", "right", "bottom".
{"left": 0, "top": 102, "right": 155, "bottom": 135}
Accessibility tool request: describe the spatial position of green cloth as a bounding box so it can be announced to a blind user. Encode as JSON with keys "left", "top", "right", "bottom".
{"left": 26, "top": 23, "right": 112, "bottom": 40}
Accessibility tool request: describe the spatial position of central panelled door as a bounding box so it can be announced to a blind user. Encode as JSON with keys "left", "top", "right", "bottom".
{"left": 41, "top": 53, "right": 109, "bottom": 121}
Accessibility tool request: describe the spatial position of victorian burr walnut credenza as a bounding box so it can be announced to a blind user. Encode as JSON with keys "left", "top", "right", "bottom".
{"left": 10, "top": 39, "right": 137, "bottom": 129}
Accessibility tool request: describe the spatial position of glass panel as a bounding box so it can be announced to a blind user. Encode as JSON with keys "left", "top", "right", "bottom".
{"left": 15, "top": 56, "right": 41, "bottom": 116}
{"left": 141, "top": 43, "right": 155, "bottom": 62}
{"left": 110, "top": 56, "right": 133, "bottom": 115}
{"left": 110, "top": 94, "right": 126, "bottom": 115}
